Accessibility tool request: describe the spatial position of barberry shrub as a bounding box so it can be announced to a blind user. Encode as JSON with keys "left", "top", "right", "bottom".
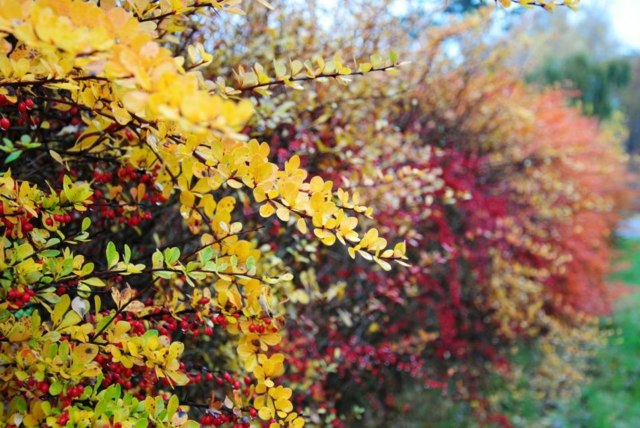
{"left": 0, "top": 0, "right": 612, "bottom": 428}
{"left": 0, "top": 1, "right": 411, "bottom": 427}
{"left": 208, "top": 4, "right": 626, "bottom": 426}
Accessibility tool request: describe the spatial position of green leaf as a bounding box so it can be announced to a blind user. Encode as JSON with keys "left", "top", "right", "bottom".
{"left": 164, "top": 247, "right": 180, "bottom": 265}
{"left": 58, "top": 341, "right": 70, "bottom": 362}
{"left": 152, "top": 250, "right": 164, "bottom": 269}
{"left": 106, "top": 242, "right": 119, "bottom": 269}
{"left": 4, "top": 150, "right": 22, "bottom": 164}
{"left": 123, "top": 244, "right": 131, "bottom": 264}
{"left": 94, "top": 397, "right": 107, "bottom": 419}
{"left": 154, "top": 396, "right": 165, "bottom": 417}
{"left": 45, "top": 237, "right": 61, "bottom": 247}
{"left": 95, "top": 314, "right": 114, "bottom": 334}
{"left": 81, "top": 262, "right": 94, "bottom": 277}
{"left": 40, "top": 249, "right": 60, "bottom": 257}
{"left": 81, "top": 217, "right": 91, "bottom": 231}
{"left": 81, "top": 277, "right": 106, "bottom": 288}
{"left": 143, "top": 329, "right": 159, "bottom": 339}
{"left": 79, "top": 385, "right": 92, "bottom": 400}
{"left": 153, "top": 270, "right": 173, "bottom": 279}
{"left": 59, "top": 257, "right": 74, "bottom": 277}
{"left": 199, "top": 246, "right": 214, "bottom": 264}
{"left": 10, "top": 396, "right": 27, "bottom": 414}
{"left": 389, "top": 50, "right": 399, "bottom": 64}
{"left": 49, "top": 380, "right": 63, "bottom": 396}
{"left": 22, "top": 141, "right": 41, "bottom": 149}
{"left": 15, "top": 243, "right": 34, "bottom": 260}
{"left": 185, "top": 261, "right": 198, "bottom": 273}
{"left": 167, "top": 395, "right": 179, "bottom": 418}
{"left": 133, "top": 420, "right": 149, "bottom": 428}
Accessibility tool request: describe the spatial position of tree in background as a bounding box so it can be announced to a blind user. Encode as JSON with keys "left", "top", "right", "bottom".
{"left": 510, "top": 0, "right": 638, "bottom": 151}
{"left": 445, "top": 0, "right": 486, "bottom": 14}
{"left": 621, "top": 56, "right": 640, "bottom": 154}
{"left": 528, "top": 52, "right": 630, "bottom": 119}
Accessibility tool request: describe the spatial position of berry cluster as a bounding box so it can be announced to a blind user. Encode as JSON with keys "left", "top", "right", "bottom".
{"left": 0, "top": 95, "right": 37, "bottom": 131}
{"left": 90, "top": 162, "right": 165, "bottom": 229}
{"left": 5, "top": 287, "right": 35, "bottom": 309}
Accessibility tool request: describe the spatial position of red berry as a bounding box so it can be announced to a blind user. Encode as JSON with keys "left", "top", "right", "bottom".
{"left": 0, "top": 117, "right": 10, "bottom": 130}
{"left": 24, "top": 98, "right": 34, "bottom": 110}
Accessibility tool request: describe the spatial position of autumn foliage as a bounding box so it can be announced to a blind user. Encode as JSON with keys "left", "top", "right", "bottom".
{"left": 0, "top": 0, "right": 628, "bottom": 427}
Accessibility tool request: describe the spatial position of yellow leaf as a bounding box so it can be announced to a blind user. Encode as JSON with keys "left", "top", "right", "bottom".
{"left": 276, "top": 206, "right": 290, "bottom": 222}
{"left": 296, "top": 218, "right": 308, "bottom": 233}
{"left": 52, "top": 295, "right": 71, "bottom": 326}
{"left": 180, "top": 190, "right": 195, "bottom": 207}
{"left": 259, "top": 203, "right": 275, "bottom": 218}
{"left": 124, "top": 300, "right": 145, "bottom": 313}
{"left": 72, "top": 344, "right": 99, "bottom": 365}
{"left": 258, "top": 407, "right": 273, "bottom": 420}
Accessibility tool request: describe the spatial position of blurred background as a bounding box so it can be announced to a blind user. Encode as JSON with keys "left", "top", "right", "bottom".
{"left": 401, "top": 1, "right": 640, "bottom": 426}
{"left": 278, "top": 1, "right": 640, "bottom": 426}
{"left": 197, "top": 1, "right": 640, "bottom": 425}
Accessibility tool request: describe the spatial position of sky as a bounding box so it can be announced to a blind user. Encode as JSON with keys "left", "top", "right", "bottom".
{"left": 318, "top": 0, "right": 640, "bottom": 52}
{"left": 608, "top": 0, "right": 640, "bottom": 51}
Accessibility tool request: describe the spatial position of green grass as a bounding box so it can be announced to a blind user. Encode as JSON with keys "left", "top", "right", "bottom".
{"left": 547, "top": 237, "right": 640, "bottom": 428}
{"left": 608, "top": 238, "right": 640, "bottom": 285}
